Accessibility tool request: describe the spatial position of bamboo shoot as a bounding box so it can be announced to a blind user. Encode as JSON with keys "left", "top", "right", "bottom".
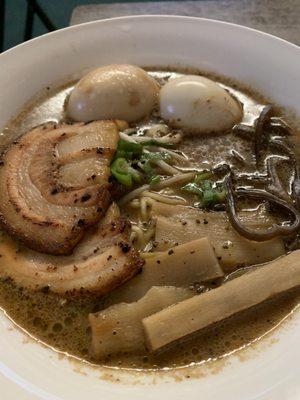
{"left": 89, "top": 286, "right": 192, "bottom": 358}
{"left": 151, "top": 203, "right": 284, "bottom": 271}
{"left": 104, "top": 237, "right": 224, "bottom": 305}
{"left": 143, "top": 251, "right": 300, "bottom": 352}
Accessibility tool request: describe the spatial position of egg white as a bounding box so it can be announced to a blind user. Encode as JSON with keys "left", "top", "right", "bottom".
{"left": 160, "top": 75, "right": 242, "bottom": 134}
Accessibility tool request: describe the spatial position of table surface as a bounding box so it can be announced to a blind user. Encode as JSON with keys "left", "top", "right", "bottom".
{"left": 70, "top": 0, "right": 300, "bottom": 46}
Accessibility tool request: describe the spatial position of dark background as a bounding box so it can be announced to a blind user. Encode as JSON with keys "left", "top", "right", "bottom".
{"left": 2, "top": 0, "right": 171, "bottom": 51}
{"left": 2, "top": 0, "right": 300, "bottom": 52}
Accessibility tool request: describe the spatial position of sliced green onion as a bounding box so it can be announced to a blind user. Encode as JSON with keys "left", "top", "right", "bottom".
{"left": 111, "top": 137, "right": 181, "bottom": 188}
{"left": 110, "top": 158, "right": 142, "bottom": 187}
{"left": 141, "top": 160, "right": 155, "bottom": 176}
{"left": 141, "top": 151, "right": 172, "bottom": 163}
{"left": 139, "top": 159, "right": 161, "bottom": 184}
{"left": 141, "top": 139, "right": 174, "bottom": 148}
{"left": 181, "top": 182, "right": 203, "bottom": 196}
{"left": 194, "top": 171, "right": 213, "bottom": 184}
{"left": 201, "top": 187, "right": 226, "bottom": 208}
{"left": 181, "top": 174, "right": 226, "bottom": 209}
{"left": 114, "top": 139, "right": 143, "bottom": 160}
{"left": 201, "top": 180, "right": 213, "bottom": 191}
{"left": 149, "top": 175, "right": 161, "bottom": 185}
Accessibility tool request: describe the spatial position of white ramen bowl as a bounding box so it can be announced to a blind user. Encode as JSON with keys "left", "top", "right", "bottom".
{"left": 0, "top": 15, "right": 300, "bottom": 400}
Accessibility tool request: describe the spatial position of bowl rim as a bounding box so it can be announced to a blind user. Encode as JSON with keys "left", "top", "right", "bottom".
{"left": 0, "top": 14, "right": 300, "bottom": 400}
{"left": 1, "top": 14, "right": 299, "bottom": 61}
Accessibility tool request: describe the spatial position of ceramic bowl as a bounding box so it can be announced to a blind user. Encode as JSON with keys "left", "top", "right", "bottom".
{"left": 0, "top": 16, "right": 299, "bottom": 400}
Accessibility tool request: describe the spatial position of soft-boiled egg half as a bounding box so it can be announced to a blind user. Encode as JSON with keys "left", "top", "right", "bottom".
{"left": 67, "top": 64, "right": 159, "bottom": 123}
{"left": 160, "top": 75, "right": 242, "bottom": 134}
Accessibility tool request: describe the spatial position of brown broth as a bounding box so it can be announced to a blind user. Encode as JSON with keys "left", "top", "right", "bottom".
{"left": 0, "top": 69, "right": 299, "bottom": 371}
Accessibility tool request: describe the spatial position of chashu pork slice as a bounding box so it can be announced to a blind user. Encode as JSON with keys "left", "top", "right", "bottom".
{"left": 0, "top": 120, "right": 127, "bottom": 255}
{"left": 0, "top": 204, "right": 143, "bottom": 294}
